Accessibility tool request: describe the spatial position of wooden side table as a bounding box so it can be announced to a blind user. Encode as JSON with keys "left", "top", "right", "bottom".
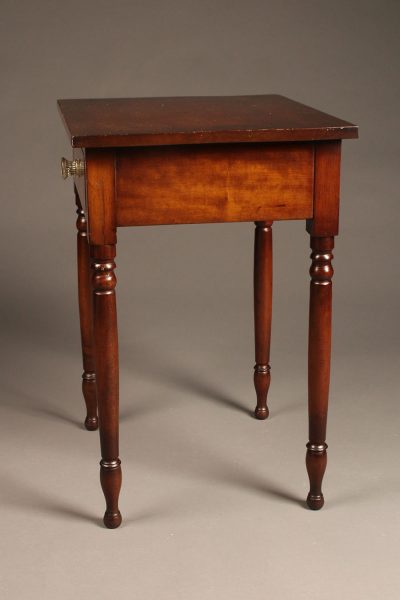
{"left": 58, "top": 95, "right": 358, "bottom": 528}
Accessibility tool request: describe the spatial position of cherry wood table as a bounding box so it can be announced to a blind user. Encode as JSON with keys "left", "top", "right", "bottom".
{"left": 58, "top": 95, "right": 358, "bottom": 528}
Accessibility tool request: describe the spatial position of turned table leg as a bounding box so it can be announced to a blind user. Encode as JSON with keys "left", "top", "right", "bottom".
{"left": 306, "top": 236, "right": 334, "bottom": 509}
{"left": 75, "top": 188, "right": 98, "bottom": 431}
{"left": 253, "top": 221, "right": 273, "bottom": 419}
{"left": 91, "top": 244, "right": 122, "bottom": 528}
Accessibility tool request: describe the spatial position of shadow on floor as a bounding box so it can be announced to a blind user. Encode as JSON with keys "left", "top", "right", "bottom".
{"left": 0, "top": 382, "right": 163, "bottom": 429}
{"left": 1, "top": 383, "right": 82, "bottom": 428}
{"left": 120, "top": 350, "right": 303, "bottom": 420}
{"left": 1, "top": 470, "right": 180, "bottom": 528}
{"left": 131, "top": 427, "right": 305, "bottom": 510}
{"left": 1, "top": 471, "right": 101, "bottom": 526}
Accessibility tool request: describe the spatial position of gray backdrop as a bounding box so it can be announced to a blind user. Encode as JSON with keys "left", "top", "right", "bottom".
{"left": 1, "top": 1, "right": 399, "bottom": 599}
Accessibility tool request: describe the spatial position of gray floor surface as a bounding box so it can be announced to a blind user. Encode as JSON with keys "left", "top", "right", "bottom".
{"left": 1, "top": 213, "right": 399, "bottom": 599}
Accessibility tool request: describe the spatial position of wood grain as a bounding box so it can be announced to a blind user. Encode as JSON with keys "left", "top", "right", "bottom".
{"left": 306, "top": 236, "right": 334, "bottom": 510}
{"left": 86, "top": 149, "right": 117, "bottom": 246}
{"left": 253, "top": 221, "right": 273, "bottom": 419}
{"left": 58, "top": 94, "right": 358, "bottom": 526}
{"left": 72, "top": 148, "right": 86, "bottom": 210}
{"left": 307, "top": 141, "right": 341, "bottom": 237}
{"left": 91, "top": 244, "right": 122, "bottom": 528}
{"left": 116, "top": 143, "right": 314, "bottom": 226}
{"left": 75, "top": 187, "right": 98, "bottom": 431}
{"left": 58, "top": 95, "right": 358, "bottom": 148}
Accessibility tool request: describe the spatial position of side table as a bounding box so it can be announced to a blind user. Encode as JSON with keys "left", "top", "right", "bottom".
{"left": 58, "top": 95, "right": 358, "bottom": 528}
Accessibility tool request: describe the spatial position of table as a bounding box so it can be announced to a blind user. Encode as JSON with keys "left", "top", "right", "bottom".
{"left": 58, "top": 95, "right": 358, "bottom": 528}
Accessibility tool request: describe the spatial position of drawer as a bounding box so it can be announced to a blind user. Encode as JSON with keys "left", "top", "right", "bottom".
{"left": 72, "top": 147, "right": 87, "bottom": 210}
{"left": 115, "top": 142, "right": 314, "bottom": 226}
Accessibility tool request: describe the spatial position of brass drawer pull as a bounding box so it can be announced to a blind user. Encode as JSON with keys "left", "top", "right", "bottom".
{"left": 61, "top": 157, "right": 85, "bottom": 179}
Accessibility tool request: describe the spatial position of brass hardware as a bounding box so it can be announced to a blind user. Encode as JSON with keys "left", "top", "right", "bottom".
{"left": 61, "top": 157, "right": 85, "bottom": 179}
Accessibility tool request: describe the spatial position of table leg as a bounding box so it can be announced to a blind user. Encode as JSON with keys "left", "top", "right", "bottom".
{"left": 253, "top": 221, "right": 273, "bottom": 419}
{"left": 91, "top": 244, "right": 122, "bottom": 528}
{"left": 75, "top": 188, "right": 98, "bottom": 431}
{"left": 306, "top": 236, "right": 334, "bottom": 509}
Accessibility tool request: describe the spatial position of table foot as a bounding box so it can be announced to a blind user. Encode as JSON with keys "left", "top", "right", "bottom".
{"left": 103, "top": 511, "right": 122, "bottom": 529}
{"left": 254, "top": 406, "right": 269, "bottom": 420}
{"left": 254, "top": 364, "right": 270, "bottom": 419}
{"left": 307, "top": 493, "right": 325, "bottom": 510}
{"left": 82, "top": 372, "right": 98, "bottom": 430}
{"left": 306, "top": 442, "right": 327, "bottom": 510}
{"left": 84, "top": 417, "right": 99, "bottom": 431}
{"left": 101, "top": 459, "right": 122, "bottom": 528}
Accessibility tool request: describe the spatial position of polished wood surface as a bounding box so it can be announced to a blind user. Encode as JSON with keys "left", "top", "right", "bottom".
{"left": 306, "top": 236, "right": 334, "bottom": 509}
{"left": 91, "top": 244, "right": 121, "bottom": 528}
{"left": 307, "top": 141, "right": 341, "bottom": 237}
{"left": 253, "top": 222, "right": 273, "bottom": 419}
{"left": 75, "top": 187, "right": 98, "bottom": 431}
{"left": 116, "top": 143, "right": 313, "bottom": 226}
{"left": 72, "top": 148, "right": 86, "bottom": 211}
{"left": 58, "top": 95, "right": 358, "bottom": 148}
{"left": 60, "top": 95, "right": 357, "bottom": 528}
{"left": 85, "top": 149, "right": 116, "bottom": 246}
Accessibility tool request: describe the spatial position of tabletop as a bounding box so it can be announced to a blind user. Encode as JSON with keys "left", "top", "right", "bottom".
{"left": 58, "top": 94, "right": 358, "bottom": 148}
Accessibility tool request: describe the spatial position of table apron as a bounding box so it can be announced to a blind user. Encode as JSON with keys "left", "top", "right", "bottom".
{"left": 114, "top": 142, "right": 314, "bottom": 226}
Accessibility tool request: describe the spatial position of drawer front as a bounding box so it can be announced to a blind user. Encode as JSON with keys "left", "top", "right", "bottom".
{"left": 73, "top": 147, "right": 87, "bottom": 210}
{"left": 116, "top": 143, "right": 314, "bottom": 226}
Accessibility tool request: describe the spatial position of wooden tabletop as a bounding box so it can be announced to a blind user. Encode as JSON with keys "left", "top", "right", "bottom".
{"left": 58, "top": 95, "right": 358, "bottom": 148}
